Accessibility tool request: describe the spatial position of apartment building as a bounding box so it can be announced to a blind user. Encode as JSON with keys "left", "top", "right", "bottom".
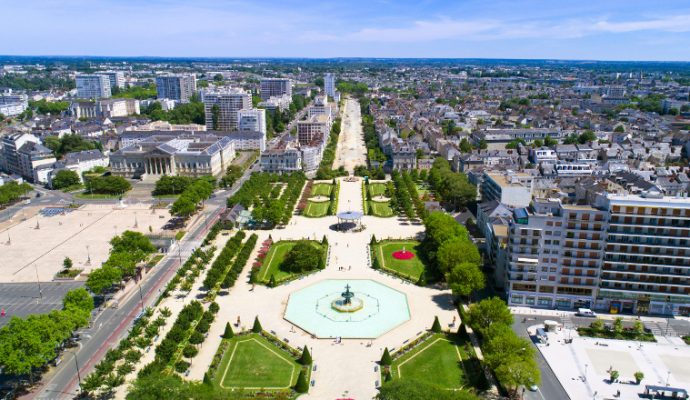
{"left": 481, "top": 171, "right": 533, "bottom": 207}
{"left": 599, "top": 192, "right": 690, "bottom": 316}
{"left": 0, "top": 133, "right": 56, "bottom": 182}
{"left": 308, "top": 95, "right": 333, "bottom": 121}
{"left": 201, "top": 88, "right": 251, "bottom": 131}
{"left": 76, "top": 74, "right": 112, "bottom": 99}
{"left": 260, "top": 141, "right": 302, "bottom": 173}
{"left": 156, "top": 74, "right": 197, "bottom": 103}
{"left": 297, "top": 114, "right": 330, "bottom": 144}
{"left": 100, "top": 71, "right": 125, "bottom": 89}
{"left": 258, "top": 94, "right": 292, "bottom": 112}
{"left": 506, "top": 198, "right": 607, "bottom": 310}
{"left": 324, "top": 73, "right": 336, "bottom": 98}
{"left": 260, "top": 78, "right": 292, "bottom": 100}
{"left": 0, "top": 91, "right": 29, "bottom": 116}
{"left": 238, "top": 108, "right": 266, "bottom": 135}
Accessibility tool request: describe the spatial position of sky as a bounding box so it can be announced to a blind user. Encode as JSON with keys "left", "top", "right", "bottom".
{"left": 3, "top": 0, "right": 690, "bottom": 61}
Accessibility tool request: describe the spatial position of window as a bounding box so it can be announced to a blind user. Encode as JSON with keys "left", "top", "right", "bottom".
{"left": 511, "top": 295, "right": 523, "bottom": 304}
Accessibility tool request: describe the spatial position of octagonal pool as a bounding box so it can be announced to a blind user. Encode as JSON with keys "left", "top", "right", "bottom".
{"left": 284, "top": 279, "right": 410, "bottom": 339}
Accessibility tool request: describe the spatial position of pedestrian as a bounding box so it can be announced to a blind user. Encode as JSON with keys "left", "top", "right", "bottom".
{"left": 349, "top": 266, "right": 351, "bottom": 271}
{"left": 237, "top": 316, "right": 241, "bottom": 327}
{"left": 1, "top": 308, "right": 5, "bottom": 317}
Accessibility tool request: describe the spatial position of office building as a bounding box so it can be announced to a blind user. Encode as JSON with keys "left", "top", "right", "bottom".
{"left": 100, "top": 71, "right": 125, "bottom": 89}
{"left": 201, "top": 88, "right": 251, "bottom": 131}
{"left": 260, "top": 78, "right": 292, "bottom": 100}
{"left": 238, "top": 108, "right": 266, "bottom": 135}
{"left": 325, "top": 73, "right": 336, "bottom": 98}
{"left": 76, "top": 74, "right": 112, "bottom": 99}
{"left": 155, "top": 74, "right": 197, "bottom": 103}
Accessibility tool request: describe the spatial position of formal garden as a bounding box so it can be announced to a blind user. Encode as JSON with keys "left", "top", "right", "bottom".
{"left": 300, "top": 180, "right": 339, "bottom": 218}
{"left": 370, "top": 238, "right": 426, "bottom": 283}
{"left": 227, "top": 172, "right": 306, "bottom": 227}
{"left": 363, "top": 181, "right": 395, "bottom": 217}
{"left": 254, "top": 238, "right": 328, "bottom": 286}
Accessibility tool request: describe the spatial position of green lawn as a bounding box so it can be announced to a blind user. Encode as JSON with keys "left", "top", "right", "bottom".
{"left": 368, "top": 183, "right": 387, "bottom": 197}
{"left": 216, "top": 334, "right": 301, "bottom": 390}
{"left": 391, "top": 334, "right": 466, "bottom": 389}
{"left": 369, "top": 200, "right": 395, "bottom": 217}
{"left": 73, "top": 192, "right": 122, "bottom": 200}
{"left": 373, "top": 240, "right": 425, "bottom": 281}
{"left": 312, "top": 183, "right": 332, "bottom": 196}
{"left": 304, "top": 200, "right": 330, "bottom": 218}
{"left": 258, "top": 240, "right": 325, "bottom": 284}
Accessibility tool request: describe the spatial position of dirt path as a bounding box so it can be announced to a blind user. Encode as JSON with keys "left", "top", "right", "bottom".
{"left": 333, "top": 97, "right": 367, "bottom": 173}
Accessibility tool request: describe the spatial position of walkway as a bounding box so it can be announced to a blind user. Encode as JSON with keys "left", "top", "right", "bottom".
{"left": 333, "top": 98, "right": 367, "bottom": 173}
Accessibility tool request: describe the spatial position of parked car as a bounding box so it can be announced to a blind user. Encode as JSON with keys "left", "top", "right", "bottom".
{"left": 576, "top": 308, "right": 596, "bottom": 317}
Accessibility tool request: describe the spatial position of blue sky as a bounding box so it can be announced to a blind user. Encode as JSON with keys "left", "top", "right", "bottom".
{"left": 3, "top": 0, "right": 690, "bottom": 60}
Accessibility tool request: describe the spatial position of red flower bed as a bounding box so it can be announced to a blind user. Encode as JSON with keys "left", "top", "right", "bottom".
{"left": 392, "top": 250, "right": 415, "bottom": 260}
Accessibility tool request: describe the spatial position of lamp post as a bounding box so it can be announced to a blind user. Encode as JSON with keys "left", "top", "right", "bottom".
{"left": 71, "top": 350, "right": 82, "bottom": 395}
{"left": 138, "top": 284, "right": 144, "bottom": 312}
{"left": 34, "top": 264, "right": 43, "bottom": 301}
{"left": 85, "top": 245, "right": 91, "bottom": 266}
{"left": 666, "top": 371, "right": 671, "bottom": 386}
{"left": 584, "top": 363, "right": 588, "bottom": 382}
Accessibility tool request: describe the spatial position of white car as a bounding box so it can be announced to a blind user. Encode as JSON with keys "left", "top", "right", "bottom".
{"left": 576, "top": 308, "right": 596, "bottom": 317}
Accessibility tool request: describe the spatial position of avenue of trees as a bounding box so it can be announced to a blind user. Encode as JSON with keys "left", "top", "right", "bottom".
{"left": 86, "top": 231, "right": 156, "bottom": 294}
{"left": 422, "top": 212, "right": 484, "bottom": 297}
{"left": 0, "top": 181, "right": 32, "bottom": 206}
{"left": 428, "top": 158, "right": 476, "bottom": 210}
{"left": 169, "top": 177, "right": 215, "bottom": 218}
{"left": 464, "top": 297, "right": 541, "bottom": 396}
{"left": 227, "top": 172, "right": 306, "bottom": 227}
{"left": 0, "top": 288, "right": 94, "bottom": 381}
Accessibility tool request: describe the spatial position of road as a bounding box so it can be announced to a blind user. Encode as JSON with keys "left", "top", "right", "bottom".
{"left": 28, "top": 164, "right": 257, "bottom": 400}
{"left": 0, "top": 282, "right": 84, "bottom": 328}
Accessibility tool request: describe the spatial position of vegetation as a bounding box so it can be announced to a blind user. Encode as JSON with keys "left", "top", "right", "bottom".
{"left": 170, "top": 177, "right": 215, "bottom": 218}
{"left": 153, "top": 175, "right": 194, "bottom": 195}
{"left": 372, "top": 240, "right": 426, "bottom": 282}
{"left": 577, "top": 317, "right": 656, "bottom": 342}
{"left": 84, "top": 175, "right": 131, "bottom": 195}
{"left": 0, "top": 181, "right": 32, "bottom": 207}
{"left": 86, "top": 231, "right": 156, "bottom": 294}
{"left": 29, "top": 99, "right": 69, "bottom": 115}
{"left": 282, "top": 240, "right": 326, "bottom": 273}
{"left": 51, "top": 169, "right": 81, "bottom": 189}
{"left": 228, "top": 172, "right": 306, "bottom": 227}
{"left": 202, "top": 231, "right": 245, "bottom": 290}
{"left": 316, "top": 117, "right": 346, "bottom": 179}
{"left": 257, "top": 240, "right": 326, "bottom": 285}
{"left": 428, "top": 158, "right": 476, "bottom": 210}
{"left": 43, "top": 134, "right": 100, "bottom": 158}
{"left": 219, "top": 165, "right": 243, "bottom": 189}
{"left": 377, "top": 379, "right": 479, "bottom": 400}
{"left": 112, "top": 83, "right": 156, "bottom": 100}
{"left": 141, "top": 95, "right": 205, "bottom": 125}
{"left": 0, "top": 288, "right": 94, "bottom": 381}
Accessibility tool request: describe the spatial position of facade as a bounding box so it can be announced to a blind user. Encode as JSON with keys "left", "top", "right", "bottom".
{"left": 324, "top": 73, "right": 336, "bottom": 98}
{"left": 201, "top": 88, "right": 251, "bottom": 131}
{"left": 110, "top": 134, "right": 235, "bottom": 178}
{"left": 308, "top": 96, "right": 333, "bottom": 120}
{"left": 0, "top": 92, "right": 28, "bottom": 116}
{"left": 1, "top": 133, "right": 56, "bottom": 182}
{"left": 481, "top": 171, "right": 533, "bottom": 207}
{"left": 48, "top": 150, "right": 109, "bottom": 187}
{"left": 260, "top": 78, "right": 292, "bottom": 100}
{"left": 238, "top": 108, "right": 266, "bottom": 135}
{"left": 260, "top": 141, "right": 302, "bottom": 173}
{"left": 391, "top": 142, "right": 416, "bottom": 171}
{"left": 70, "top": 99, "right": 140, "bottom": 119}
{"left": 155, "top": 75, "right": 197, "bottom": 103}
{"left": 258, "top": 94, "right": 292, "bottom": 112}
{"left": 297, "top": 114, "right": 330, "bottom": 144}
{"left": 599, "top": 193, "right": 690, "bottom": 316}
{"left": 100, "top": 71, "right": 125, "bottom": 89}
{"left": 506, "top": 199, "right": 607, "bottom": 310}
{"left": 76, "top": 74, "right": 112, "bottom": 99}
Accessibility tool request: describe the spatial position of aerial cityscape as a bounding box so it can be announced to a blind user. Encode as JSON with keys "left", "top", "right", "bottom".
{"left": 1, "top": 2, "right": 690, "bottom": 400}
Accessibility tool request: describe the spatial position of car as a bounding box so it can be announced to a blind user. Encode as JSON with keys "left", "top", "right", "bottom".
{"left": 528, "top": 383, "right": 538, "bottom": 392}
{"left": 576, "top": 308, "right": 596, "bottom": 317}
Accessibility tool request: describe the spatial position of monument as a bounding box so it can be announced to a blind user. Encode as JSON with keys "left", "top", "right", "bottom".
{"left": 331, "top": 283, "right": 364, "bottom": 313}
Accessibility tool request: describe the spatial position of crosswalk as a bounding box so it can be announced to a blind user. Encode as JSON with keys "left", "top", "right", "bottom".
{"left": 644, "top": 321, "right": 679, "bottom": 337}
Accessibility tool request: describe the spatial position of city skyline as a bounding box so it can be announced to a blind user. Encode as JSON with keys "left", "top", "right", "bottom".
{"left": 3, "top": 0, "right": 690, "bottom": 61}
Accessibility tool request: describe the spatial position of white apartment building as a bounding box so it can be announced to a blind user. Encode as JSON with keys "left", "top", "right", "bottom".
{"left": 76, "top": 74, "right": 112, "bottom": 99}
{"left": 0, "top": 102, "right": 27, "bottom": 117}
{"left": 297, "top": 114, "right": 330, "bottom": 145}
{"left": 260, "top": 78, "right": 292, "bottom": 100}
{"left": 202, "top": 88, "right": 251, "bottom": 131}
{"left": 308, "top": 95, "right": 333, "bottom": 121}
{"left": 100, "top": 71, "right": 125, "bottom": 89}
{"left": 156, "top": 74, "right": 197, "bottom": 103}
{"left": 258, "top": 94, "right": 292, "bottom": 113}
{"left": 260, "top": 143, "right": 302, "bottom": 173}
{"left": 324, "top": 73, "right": 336, "bottom": 98}
{"left": 238, "top": 108, "right": 266, "bottom": 135}
{"left": 0, "top": 133, "right": 56, "bottom": 182}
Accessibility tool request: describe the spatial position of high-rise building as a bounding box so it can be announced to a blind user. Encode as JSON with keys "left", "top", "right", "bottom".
{"left": 600, "top": 193, "right": 690, "bottom": 316}
{"left": 155, "top": 75, "right": 197, "bottom": 103}
{"left": 324, "top": 73, "right": 336, "bottom": 98}
{"left": 76, "top": 74, "right": 112, "bottom": 99}
{"left": 201, "top": 88, "right": 251, "bottom": 131}
{"left": 238, "top": 108, "right": 266, "bottom": 135}
{"left": 100, "top": 71, "right": 125, "bottom": 89}
{"left": 260, "top": 78, "right": 292, "bottom": 100}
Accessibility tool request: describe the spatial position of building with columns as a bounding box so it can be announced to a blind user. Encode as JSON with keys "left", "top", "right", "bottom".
{"left": 110, "top": 134, "right": 235, "bottom": 179}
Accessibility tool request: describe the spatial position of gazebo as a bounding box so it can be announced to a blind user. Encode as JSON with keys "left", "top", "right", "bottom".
{"left": 336, "top": 211, "right": 363, "bottom": 231}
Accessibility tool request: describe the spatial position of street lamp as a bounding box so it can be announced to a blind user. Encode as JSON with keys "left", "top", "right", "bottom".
{"left": 85, "top": 245, "right": 91, "bottom": 266}
{"left": 138, "top": 284, "right": 144, "bottom": 312}
{"left": 34, "top": 264, "right": 43, "bottom": 301}
{"left": 71, "top": 350, "right": 82, "bottom": 395}
{"left": 584, "top": 364, "right": 588, "bottom": 382}
{"left": 666, "top": 371, "right": 671, "bottom": 386}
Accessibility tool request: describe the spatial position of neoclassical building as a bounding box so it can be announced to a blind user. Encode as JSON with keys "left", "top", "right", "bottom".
{"left": 110, "top": 134, "right": 235, "bottom": 178}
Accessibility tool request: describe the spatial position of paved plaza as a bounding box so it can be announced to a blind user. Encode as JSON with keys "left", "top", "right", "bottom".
{"left": 1, "top": 203, "right": 169, "bottom": 283}
{"left": 333, "top": 98, "right": 368, "bottom": 173}
{"left": 534, "top": 325, "right": 690, "bottom": 399}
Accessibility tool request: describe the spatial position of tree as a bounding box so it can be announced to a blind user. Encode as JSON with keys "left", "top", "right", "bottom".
{"left": 446, "top": 262, "right": 485, "bottom": 298}
{"left": 63, "top": 288, "right": 94, "bottom": 312}
{"left": 483, "top": 325, "right": 534, "bottom": 370}
{"left": 371, "top": 256, "right": 380, "bottom": 270}
{"left": 252, "top": 316, "right": 262, "bottom": 333}
{"left": 634, "top": 371, "right": 644, "bottom": 384}
{"left": 633, "top": 319, "right": 644, "bottom": 335}
{"left": 376, "top": 379, "right": 480, "bottom": 400}
{"left": 298, "top": 345, "right": 312, "bottom": 365}
{"left": 62, "top": 257, "right": 73, "bottom": 270}
{"left": 370, "top": 235, "right": 377, "bottom": 245}
{"left": 544, "top": 135, "right": 557, "bottom": 146}
{"left": 422, "top": 212, "right": 469, "bottom": 265}
{"left": 579, "top": 130, "right": 597, "bottom": 144}
{"left": 459, "top": 138, "right": 472, "bottom": 153}
{"left": 126, "top": 373, "right": 215, "bottom": 400}
{"left": 380, "top": 347, "right": 392, "bottom": 366}
{"left": 494, "top": 357, "right": 540, "bottom": 397}
{"left": 170, "top": 196, "right": 196, "bottom": 218}
{"left": 436, "top": 237, "right": 481, "bottom": 274}
{"left": 431, "top": 316, "right": 442, "bottom": 333}
{"left": 110, "top": 231, "right": 156, "bottom": 255}
{"left": 281, "top": 241, "right": 323, "bottom": 273}
{"left": 294, "top": 368, "right": 309, "bottom": 393}
{"left": 590, "top": 319, "right": 604, "bottom": 332}
{"left": 86, "top": 265, "right": 123, "bottom": 295}
{"left": 614, "top": 125, "right": 625, "bottom": 133}
{"left": 153, "top": 175, "right": 193, "bottom": 195}
{"left": 87, "top": 175, "right": 131, "bottom": 195}
{"left": 609, "top": 370, "right": 619, "bottom": 383}
{"left": 613, "top": 317, "right": 624, "bottom": 334}
{"left": 465, "top": 297, "right": 513, "bottom": 333}
{"left": 223, "top": 322, "right": 234, "bottom": 339}
{"left": 51, "top": 170, "right": 81, "bottom": 189}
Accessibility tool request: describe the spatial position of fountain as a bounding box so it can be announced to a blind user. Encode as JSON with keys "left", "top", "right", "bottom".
{"left": 331, "top": 284, "right": 364, "bottom": 313}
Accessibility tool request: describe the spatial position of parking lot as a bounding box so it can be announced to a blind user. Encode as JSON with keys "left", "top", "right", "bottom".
{"left": 0, "top": 281, "right": 83, "bottom": 328}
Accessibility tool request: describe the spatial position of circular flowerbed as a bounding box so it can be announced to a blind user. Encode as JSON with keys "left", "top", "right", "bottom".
{"left": 371, "top": 195, "right": 390, "bottom": 203}
{"left": 308, "top": 195, "right": 330, "bottom": 203}
{"left": 392, "top": 250, "right": 415, "bottom": 260}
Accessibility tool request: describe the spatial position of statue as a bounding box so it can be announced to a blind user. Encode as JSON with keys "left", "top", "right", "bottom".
{"left": 341, "top": 284, "right": 354, "bottom": 305}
